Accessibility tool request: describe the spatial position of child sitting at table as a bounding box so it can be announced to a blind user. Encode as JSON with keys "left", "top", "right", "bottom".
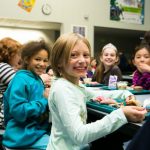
{"left": 86, "top": 57, "right": 97, "bottom": 78}
{"left": 0, "top": 37, "right": 22, "bottom": 130}
{"left": 46, "top": 33, "right": 146, "bottom": 150}
{"left": 2, "top": 40, "right": 51, "bottom": 150}
{"left": 92, "top": 43, "right": 122, "bottom": 85}
{"left": 132, "top": 43, "right": 150, "bottom": 90}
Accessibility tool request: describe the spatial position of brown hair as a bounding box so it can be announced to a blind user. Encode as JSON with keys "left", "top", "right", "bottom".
{"left": 0, "top": 37, "right": 22, "bottom": 63}
{"left": 141, "top": 30, "right": 150, "bottom": 46}
{"left": 21, "top": 40, "right": 51, "bottom": 69}
{"left": 50, "top": 33, "right": 91, "bottom": 77}
{"left": 132, "top": 43, "right": 150, "bottom": 60}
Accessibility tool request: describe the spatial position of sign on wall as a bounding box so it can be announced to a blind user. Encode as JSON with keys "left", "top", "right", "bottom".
{"left": 71, "top": 25, "right": 87, "bottom": 37}
{"left": 110, "top": 0, "right": 144, "bottom": 24}
{"left": 18, "top": 0, "right": 36, "bottom": 12}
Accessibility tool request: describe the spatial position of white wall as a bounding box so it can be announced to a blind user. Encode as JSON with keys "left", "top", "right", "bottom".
{"left": 0, "top": 27, "right": 56, "bottom": 45}
{"left": 0, "top": 0, "right": 149, "bottom": 54}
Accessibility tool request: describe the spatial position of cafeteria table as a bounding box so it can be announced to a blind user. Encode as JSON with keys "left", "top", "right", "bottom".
{"left": 90, "top": 84, "right": 150, "bottom": 105}
{"left": 85, "top": 84, "right": 150, "bottom": 144}
{"left": 86, "top": 100, "right": 146, "bottom": 150}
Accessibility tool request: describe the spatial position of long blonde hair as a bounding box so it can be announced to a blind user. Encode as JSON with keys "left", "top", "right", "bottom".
{"left": 50, "top": 33, "right": 91, "bottom": 77}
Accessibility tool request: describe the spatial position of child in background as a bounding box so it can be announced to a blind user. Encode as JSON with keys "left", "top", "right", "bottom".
{"left": 141, "top": 30, "right": 150, "bottom": 46}
{"left": 2, "top": 40, "right": 51, "bottom": 150}
{"left": 137, "top": 30, "right": 150, "bottom": 73}
{"left": 86, "top": 57, "right": 97, "bottom": 78}
{"left": 92, "top": 43, "right": 122, "bottom": 85}
{"left": 132, "top": 43, "right": 150, "bottom": 90}
{"left": 40, "top": 65, "right": 54, "bottom": 88}
{"left": 46, "top": 33, "right": 146, "bottom": 150}
{"left": 0, "top": 37, "right": 22, "bottom": 129}
{"left": 46, "top": 65, "right": 54, "bottom": 80}
{"left": 0, "top": 37, "right": 22, "bottom": 71}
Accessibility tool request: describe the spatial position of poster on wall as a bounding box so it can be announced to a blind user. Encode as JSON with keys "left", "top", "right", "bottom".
{"left": 110, "top": 0, "right": 144, "bottom": 24}
{"left": 71, "top": 25, "right": 87, "bottom": 37}
{"left": 18, "top": 0, "right": 36, "bottom": 12}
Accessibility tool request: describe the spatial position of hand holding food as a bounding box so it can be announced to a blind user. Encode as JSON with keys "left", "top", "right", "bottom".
{"left": 122, "top": 106, "right": 147, "bottom": 123}
{"left": 126, "top": 95, "right": 141, "bottom": 106}
{"left": 138, "top": 63, "right": 150, "bottom": 73}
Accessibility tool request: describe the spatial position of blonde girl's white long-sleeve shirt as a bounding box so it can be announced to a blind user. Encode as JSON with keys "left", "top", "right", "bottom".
{"left": 46, "top": 78, "right": 128, "bottom": 150}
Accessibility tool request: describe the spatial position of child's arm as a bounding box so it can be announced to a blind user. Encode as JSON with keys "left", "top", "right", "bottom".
{"left": 93, "top": 90, "right": 133, "bottom": 100}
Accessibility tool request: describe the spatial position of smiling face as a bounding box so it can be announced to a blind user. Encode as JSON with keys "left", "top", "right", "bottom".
{"left": 133, "top": 48, "right": 150, "bottom": 66}
{"left": 27, "top": 49, "right": 49, "bottom": 76}
{"left": 62, "top": 41, "right": 90, "bottom": 84}
{"left": 100, "top": 48, "right": 118, "bottom": 69}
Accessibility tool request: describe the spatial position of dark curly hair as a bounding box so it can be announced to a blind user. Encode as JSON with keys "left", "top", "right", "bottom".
{"left": 21, "top": 40, "right": 51, "bottom": 69}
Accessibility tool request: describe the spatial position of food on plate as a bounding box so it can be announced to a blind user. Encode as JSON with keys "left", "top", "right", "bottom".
{"left": 93, "top": 96, "right": 116, "bottom": 104}
{"left": 91, "top": 96, "right": 124, "bottom": 108}
{"left": 117, "top": 81, "right": 128, "bottom": 90}
{"left": 133, "top": 86, "right": 143, "bottom": 91}
{"left": 126, "top": 98, "right": 141, "bottom": 106}
{"left": 83, "top": 78, "right": 92, "bottom": 84}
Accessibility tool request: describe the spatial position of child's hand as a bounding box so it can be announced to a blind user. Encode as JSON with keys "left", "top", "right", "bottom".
{"left": 126, "top": 95, "right": 141, "bottom": 106}
{"left": 126, "top": 95, "right": 135, "bottom": 103}
{"left": 122, "top": 106, "right": 147, "bottom": 123}
{"left": 40, "top": 73, "right": 51, "bottom": 88}
{"left": 137, "top": 63, "right": 150, "bottom": 73}
{"left": 43, "top": 88, "right": 50, "bottom": 99}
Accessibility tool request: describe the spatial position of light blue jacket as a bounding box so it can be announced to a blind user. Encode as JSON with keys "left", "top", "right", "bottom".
{"left": 46, "top": 78, "right": 128, "bottom": 150}
{"left": 3, "top": 70, "right": 49, "bottom": 148}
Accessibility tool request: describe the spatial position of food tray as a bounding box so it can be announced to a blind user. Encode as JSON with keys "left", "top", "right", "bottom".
{"left": 87, "top": 99, "right": 150, "bottom": 119}
{"left": 101, "top": 86, "right": 150, "bottom": 95}
{"left": 100, "top": 86, "right": 117, "bottom": 90}
{"left": 129, "top": 90, "right": 150, "bottom": 95}
{"left": 87, "top": 99, "right": 125, "bottom": 113}
{"left": 85, "top": 83, "right": 104, "bottom": 87}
